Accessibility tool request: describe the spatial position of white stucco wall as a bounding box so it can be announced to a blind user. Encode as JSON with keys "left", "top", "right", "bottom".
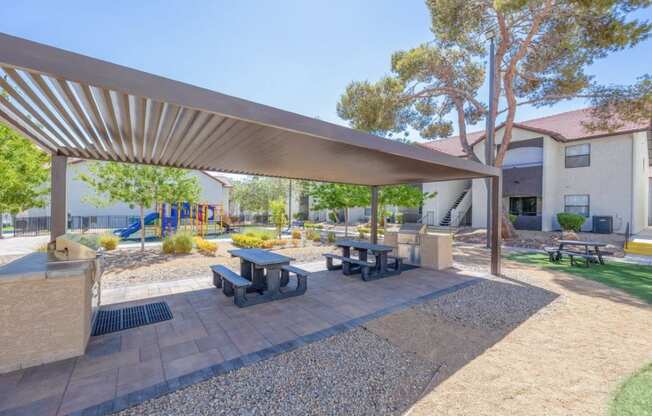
{"left": 422, "top": 179, "right": 470, "bottom": 225}
{"left": 546, "top": 134, "right": 634, "bottom": 232}
{"left": 470, "top": 126, "right": 641, "bottom": 233}
{"left": 631, "top": 131, "right": 649, "bottom": 233}
{"left": 541, "top": 135, "right": 562, "bottom": 231}
{"left": 21, "top": 161, "right": 230, "bottom": 218}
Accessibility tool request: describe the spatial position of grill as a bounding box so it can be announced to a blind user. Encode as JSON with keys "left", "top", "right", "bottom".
{"left": 396, "top": 223, "right": 427, "bottom": 265}
{"left": 47, "top": 233, "right": 104, "bottom": 320}
{"left": 92, "top": 302, "right": 173, "bottom": 336}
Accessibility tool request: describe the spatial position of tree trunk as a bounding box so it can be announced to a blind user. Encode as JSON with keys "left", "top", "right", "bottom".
{"left": 501, "top": 207, "right": 517, "bottom": 240}
{"left": 344, "top": 207, "right": 349, "bottom": 237}
{"left": 140, "top": 205, "right": 145, "bottom": 252}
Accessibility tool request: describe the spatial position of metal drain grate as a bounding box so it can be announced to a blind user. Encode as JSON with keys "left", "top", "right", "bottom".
{"left": 92, "top": 302, "right": 173, "bottom": 336}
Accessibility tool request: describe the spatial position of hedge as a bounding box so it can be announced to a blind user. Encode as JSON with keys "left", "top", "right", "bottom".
{"left": 557, "top": 212, "right": 586, "bottom": 232}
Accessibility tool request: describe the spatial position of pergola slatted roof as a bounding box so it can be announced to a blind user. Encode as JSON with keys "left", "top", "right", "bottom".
{"left": 0, "top": 32, "right": 499, "bottom": 185}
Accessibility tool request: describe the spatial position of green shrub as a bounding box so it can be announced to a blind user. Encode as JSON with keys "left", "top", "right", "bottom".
{"left": 306, "top": 229, "right": 320, "bottom": 241}
{"left": 245, "top": 231, "right": 256, "bottom": 237}
{"left": 328, "top": 211, "right": 338, "bottom": 223}
{"left": 270, "top": 199, "right": 288, "bottom": 238}
{"left": 260, "top": 234, "right": 271, "bottom": 241}
{"left": 291, "top": 228, "right": 302, "bottom": 239}
{"left": 508, "top": 214, "right": 517, "bottom": 224}
{"left": 173, "top": 232, "right": 193, "bottom": 254}
{"left": 557, "top": 212, "right": 586, "bottom": 232}
{"left": 327, "top": 231, "right": 336, "bottom": 244}
{"left": 231, "top": 233, "right": 263, "bottom": 248}
{"left": 358, "top": 229, "right": 367, "bottom": 239}
{"left": 162, "top": 237, "right": 175, "bottom": 254}
{"left": 357, "top": 225, "right": 384, "bottom": 236}
{"left": 304, "top": 222, "right": 324, "bottom": 230}
{"left": 99, "top": 234, "right": 119, "bottom": 251}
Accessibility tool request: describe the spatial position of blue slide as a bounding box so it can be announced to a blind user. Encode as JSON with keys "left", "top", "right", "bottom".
{"left": 115, "top": 212, "right": 159, "bottom": 238}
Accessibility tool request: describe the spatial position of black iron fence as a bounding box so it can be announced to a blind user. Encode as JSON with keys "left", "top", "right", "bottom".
{"left": 11, "top": 215, "right": 140, "bottom": 236}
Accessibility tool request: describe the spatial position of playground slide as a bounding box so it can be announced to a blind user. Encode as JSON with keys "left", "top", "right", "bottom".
{"left": 115, "top": 212, "right": 159, "bottom": 239}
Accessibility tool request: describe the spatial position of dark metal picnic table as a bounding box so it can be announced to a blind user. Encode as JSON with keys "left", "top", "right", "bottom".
{"left": 558, "top": 240, "right": 608, "bottom": 264}
{"left": 228, "top": 248, "right": 294, "bottom": 295}
{"left": 336, "top": 239, "right": 397, "bottom": 277}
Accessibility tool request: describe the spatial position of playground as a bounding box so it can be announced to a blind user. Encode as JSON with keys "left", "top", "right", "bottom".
{"left": 114, "top": 202, "right": 233, "bottom": 241}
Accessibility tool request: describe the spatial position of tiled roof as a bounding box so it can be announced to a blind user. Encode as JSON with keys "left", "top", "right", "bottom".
{"left": 418, "top": 132, "right": 483, "bottom": 157}
{"left": 420, "top": 108, "right": 649, "bottom": 157}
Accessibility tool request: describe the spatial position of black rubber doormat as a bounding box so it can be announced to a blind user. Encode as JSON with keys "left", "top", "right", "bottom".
{"left": 92, "top": 302, "right": 173, "bottom": 336}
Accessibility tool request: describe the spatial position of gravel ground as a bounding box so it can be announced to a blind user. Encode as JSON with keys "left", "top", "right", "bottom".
{"left": 102, "top": 243, "right": 337, "bottom": 289}
{"left": 117, "top": 328, "right": 433, "bottom": 416}
{"left": 414, "top": 277, "right": 559, "bottom": 330}
{"left": 406, "top": 245, "right": 652, "bottom": 416}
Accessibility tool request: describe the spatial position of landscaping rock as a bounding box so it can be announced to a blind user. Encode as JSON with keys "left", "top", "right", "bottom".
{"left": 117, "top": 328, "right": 433, "bottom": 416}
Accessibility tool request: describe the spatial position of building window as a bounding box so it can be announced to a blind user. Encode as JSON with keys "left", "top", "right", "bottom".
{"left": 564, "top": 194, "right": 590, "bottom": 217}
{"left": 509, "top": 196, "right": 538, "bottom": 216}
{"left": 565, "top": 144, "right": 590, "bottom": 168}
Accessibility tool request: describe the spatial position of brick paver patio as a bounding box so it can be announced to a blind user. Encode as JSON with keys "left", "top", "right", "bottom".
{"left": 0, "top": 262, "right": 483, "bottom": 416}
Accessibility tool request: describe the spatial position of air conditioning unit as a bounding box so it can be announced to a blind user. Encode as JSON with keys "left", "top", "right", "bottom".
{"left": 592, "top": 216, "right": 613, "bottom": 234}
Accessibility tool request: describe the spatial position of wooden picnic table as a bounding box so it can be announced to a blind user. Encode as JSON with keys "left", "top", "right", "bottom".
{"left": 228, "top": 248, "right": 294, "bottom": 294}
{"left": 335, "top": 239, "right": 397, "bottom": 277}
{"left": 558, "top": 240, "right": 608, "bottom": 264}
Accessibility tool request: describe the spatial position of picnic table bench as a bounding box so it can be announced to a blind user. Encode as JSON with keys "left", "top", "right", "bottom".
{"left": 545, "top": 240, "right": 609, "bottom": 266}
{"left": 324, "top": 239, "right": 404, "bottom": 281}
{"left": 211, "top": 248, "right": 309, "bottom": 307}
{"left": 211, "top": 265, "right": 252, "bottom": 307}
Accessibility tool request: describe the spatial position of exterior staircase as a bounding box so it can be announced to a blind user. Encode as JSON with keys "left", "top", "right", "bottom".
{"left": 439, "top": 188, "right": 471, "bottom": 227}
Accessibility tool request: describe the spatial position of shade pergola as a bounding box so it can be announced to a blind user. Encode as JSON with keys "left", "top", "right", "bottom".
{"left": 0, "top": 32, "right": 502, "bottom": 274}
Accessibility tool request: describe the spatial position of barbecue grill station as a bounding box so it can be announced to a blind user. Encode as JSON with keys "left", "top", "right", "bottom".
{"left": 384, "top": 224, "right": 453, "bottom": 270}
{"left": 0, "top": 234, "right": 103, "bottom": 373}
{"left": 0, "top": 32, "right": 502, "bottom": 373}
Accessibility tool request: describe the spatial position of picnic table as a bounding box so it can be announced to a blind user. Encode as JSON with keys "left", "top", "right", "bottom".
{"left": 213, "top": 248, "right": 308, "bottom": 307}
{"left": 545, "top": 240, "right": 608, "bottom": 266}
{"left": 326, "top": 239, "right": 402, "bottom": 280}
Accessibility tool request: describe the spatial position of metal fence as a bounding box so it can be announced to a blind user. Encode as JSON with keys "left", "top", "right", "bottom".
{"left": 11, "top": 215, "right": 140, "bottom": 236}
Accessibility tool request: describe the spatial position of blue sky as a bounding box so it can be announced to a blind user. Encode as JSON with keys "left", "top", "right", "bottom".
{"left": 3, "top": 1, "right": 651, "bottom": 141}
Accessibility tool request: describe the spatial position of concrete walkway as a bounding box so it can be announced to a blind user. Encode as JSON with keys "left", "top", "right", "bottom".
{"left": 0, "top": 235, "right": 49, "bottom": 256}
{"left": 0, "top": 264, "right": 482, "bottom": 416}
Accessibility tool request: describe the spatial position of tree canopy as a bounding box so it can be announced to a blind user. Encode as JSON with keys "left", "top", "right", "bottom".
{"left": 337, "top": 0, "right": 651, "bottom": 166}
{"left": 0, "top": 125, "right": 50, "bottom": 217}
{"left": 585, "top": 74, "right": 652, "bottom": 131}
{"left": 231, "top": 177, "right": 288, "bottom": 214}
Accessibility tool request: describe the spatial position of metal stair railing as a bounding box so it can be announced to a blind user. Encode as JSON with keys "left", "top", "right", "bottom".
{"left": 449, "top": 188, "right": 472, "bottom": 228}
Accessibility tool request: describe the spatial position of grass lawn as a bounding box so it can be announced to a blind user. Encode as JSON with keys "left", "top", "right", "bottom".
{"left": 507, "top": 252, "right": 652, "bottom": 304}
{"left": 610, "top": 362, "right": 652, "bottom": 416}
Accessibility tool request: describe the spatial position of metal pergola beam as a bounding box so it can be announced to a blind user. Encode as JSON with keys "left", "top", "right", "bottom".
{"left": 0, "top": 32, "right": 503, "bottom": 274}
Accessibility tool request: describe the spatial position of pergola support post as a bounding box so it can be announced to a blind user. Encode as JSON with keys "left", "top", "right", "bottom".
{"left": 50, "top": 154, "right": 67, "bottom": 241}
{"left": 370, "top": 186, "right": 378, "bottom": 244}
{"left": 490, "top": 174, "right": 502, "bottom": 275}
